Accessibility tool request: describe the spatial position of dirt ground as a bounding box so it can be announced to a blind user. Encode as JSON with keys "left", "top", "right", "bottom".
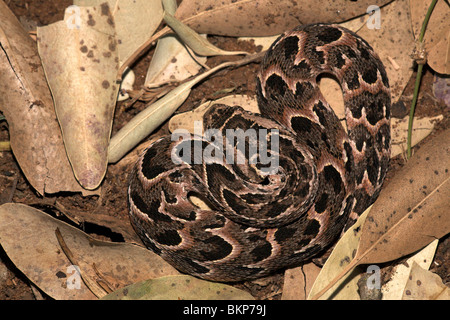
{"left": 0, "top": 0, "right": 448, "bottom": 300}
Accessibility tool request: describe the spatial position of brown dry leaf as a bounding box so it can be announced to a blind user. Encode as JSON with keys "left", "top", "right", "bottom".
{"left": 356, "top": 128, "right": 450, "bottom": 265}
{"left": 311, "top": 127, "right": 450, "bottom": 299}
{"left": 175, "top": 0, "right": 392, "bottom": 37}
{"left": 402, "top": 262, "right": 450, "bottom": 300}
{"left": 282, "top": 263, "right": 321, "bottom": 300}
{"left": 0, "top": 0, "right": 96, "bottom": 195}
{"left": 37, "top": 4, "right": 120, "bottom": 190}
{"left": 410, "top": 0, "right": 450, "bottom": 74}
{"left": 0, "top": 203, "right": 180, "bottom": 300}
{"left": 391, "top": 115, "right": 443, "bottom": 158}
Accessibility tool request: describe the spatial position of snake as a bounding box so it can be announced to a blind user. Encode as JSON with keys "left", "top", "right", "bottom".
{"left": 128, "top": 24, "right": 391, "bottom": 282}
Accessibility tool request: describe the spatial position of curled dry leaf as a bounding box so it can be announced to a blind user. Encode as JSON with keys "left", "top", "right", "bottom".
{"left": 175, "top": 0, "right": 392, "bottom": 36}
{"left": 37, "top": 4, "right": 120, "bottom": 190}
{"left": 0, "top": 203, "right": 179, "bottom": 300}
{"left": 117, "top": 67, "right": 135, "bottom": 101}
{"left": 0, "top": 0, "right": 95, "bottom": 195}
{"left": 102, "top": 275, "right": 254, "bottom": 300}
{"left": 410, "top": 0, "right": 450, "bottom": 74}
{"left": 311, "top": 128, "right": 450, "bottom": 299}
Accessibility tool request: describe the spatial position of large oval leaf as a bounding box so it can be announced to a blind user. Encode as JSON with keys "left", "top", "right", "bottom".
{"left": 175, "top": 0, "right": 392, "bottom": 36}
{"left": 102, "top": 275, "right": 254, "bottom": 300}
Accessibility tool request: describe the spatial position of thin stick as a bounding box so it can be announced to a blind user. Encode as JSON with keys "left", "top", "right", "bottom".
{"left": 55, "top": 228, "right": 107, "bottom": 298}
{"left": 407, "top": 0, "right": 438, "bottom": 159}
{"left": 117, "top": 26, "right": 172, "bottom": 78}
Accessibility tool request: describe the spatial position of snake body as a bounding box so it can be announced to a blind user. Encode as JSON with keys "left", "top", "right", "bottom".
{"left": 128, "top": 24, "right": 391, "bottom": 282}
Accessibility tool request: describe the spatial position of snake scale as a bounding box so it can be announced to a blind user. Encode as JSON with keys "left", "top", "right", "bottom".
{"left": 128, "top": 24, "right": 391, "bottom": 282}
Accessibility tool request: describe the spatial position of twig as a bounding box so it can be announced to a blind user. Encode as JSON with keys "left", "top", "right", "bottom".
{"left": 92, "top": 263, "right": 115, "bottom": 294}
{"left": 117, "top": 26, "right": 171, "bottom": 78}
{"left": 387, "top": 56, "right": 400, "bottom": 71}
{"left": 55, "top": 228, "right": 108, "bottom": 298}
{"left": 193, "top": 50, "right": 266, "bottom": 83}
{"left": 6, "top": 174, "right": 18, "bottom": 203}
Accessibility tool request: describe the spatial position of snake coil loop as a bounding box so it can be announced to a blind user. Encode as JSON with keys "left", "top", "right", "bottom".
{"left": 128, "top": 24, "right": 391, "bottom": 282}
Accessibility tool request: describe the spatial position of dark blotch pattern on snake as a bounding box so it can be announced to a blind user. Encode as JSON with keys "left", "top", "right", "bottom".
{"left": 128, "top": 24, "right": 391, "bottom": 282}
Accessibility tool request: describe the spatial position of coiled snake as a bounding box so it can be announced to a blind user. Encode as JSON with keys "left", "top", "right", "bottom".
{"left": 128, "top": 24, "right": 391, "bottom": 282}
